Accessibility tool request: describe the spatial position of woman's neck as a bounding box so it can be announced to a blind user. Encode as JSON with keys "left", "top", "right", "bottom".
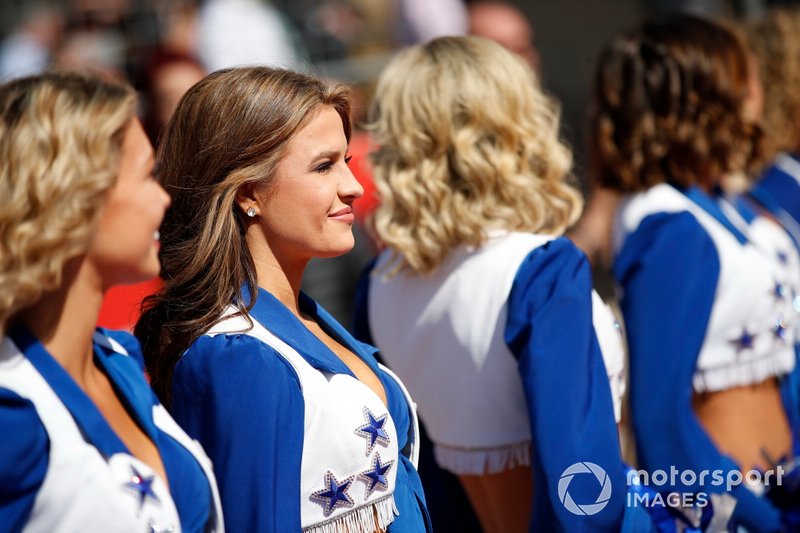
{"left": 246, "top": 233, "right": 308, "bottom": 318}
{"left": 15, "top": 257, "right": 104, "bottom": 386}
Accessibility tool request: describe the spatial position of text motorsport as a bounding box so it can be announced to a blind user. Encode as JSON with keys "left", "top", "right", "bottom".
{"left": 558, "top": 462, "right": 785, "bottom": 516}
{"left": 627, "top": 466, "right": 785, "bottom": 509}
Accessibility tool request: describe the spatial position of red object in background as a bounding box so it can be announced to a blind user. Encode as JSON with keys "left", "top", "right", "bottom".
{"left": 348, "top": 131, "right": 379, "bottom": 222}
{"left": 97, "top": 277, "right": 162, "bottom": 331}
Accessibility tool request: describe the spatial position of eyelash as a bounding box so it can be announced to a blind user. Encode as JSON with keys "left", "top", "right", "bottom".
{"left": 315, "top": 155, "right": 352, "bottom": 173}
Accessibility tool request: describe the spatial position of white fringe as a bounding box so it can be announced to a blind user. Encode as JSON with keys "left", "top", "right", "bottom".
{"left": 303, "top": 494, "right": 397, "bottom": 533}
{"left": 434, "top": 441, "right": 531, "bottom": 475}
{"left": 693, "top": 351, "right": 795, "bottom": 393}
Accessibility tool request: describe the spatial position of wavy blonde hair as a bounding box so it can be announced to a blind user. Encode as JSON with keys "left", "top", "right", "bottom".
{"left": 746, "top": 7, "right": 800, "bottom": 158}
{"left": 0, "top": 71, "right": 136, "bottom": 330}
{"left": 369, "top": 36, "right": 580, "bottom": 276}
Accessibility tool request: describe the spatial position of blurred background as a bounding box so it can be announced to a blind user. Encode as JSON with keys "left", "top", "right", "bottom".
{"left": 2, "top": 0, "right": 797, "bottom": 331}
{"left": 1, "top": 0, "right": 796, "bottom": 331}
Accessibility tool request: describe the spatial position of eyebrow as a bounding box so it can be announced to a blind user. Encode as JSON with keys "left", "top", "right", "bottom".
{"left": 310, "top": 149, "right": 346, "bottom": 161}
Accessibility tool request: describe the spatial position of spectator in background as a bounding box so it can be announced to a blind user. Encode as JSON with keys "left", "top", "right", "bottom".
{"left": 466, "top": 0, "right": 538, "bottom": 70}
{"left": 141, "top": 50, "right": 206, "bottom": 146}
{"left": 0, "top": 3, "right": 63, "bottom": 81}
{"left": 196, "top": 0, "right": 304, "bottom": 72}
{"left": 393, "top": 0, "right": 468, "bottom": 44}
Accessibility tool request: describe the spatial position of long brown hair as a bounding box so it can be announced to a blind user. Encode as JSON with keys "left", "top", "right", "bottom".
{"left": 589, "top": 15, "right": 763, "bottom": 193}
{"left": 135, "top": 66, "right": 352, "bottom": 406}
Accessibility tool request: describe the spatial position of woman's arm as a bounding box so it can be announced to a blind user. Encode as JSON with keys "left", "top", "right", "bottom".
{"left": 505, "top": 237, "right": 626, "bottom": 531}
{"left": 170, "top": 334, "right": 304, "bottom": 533}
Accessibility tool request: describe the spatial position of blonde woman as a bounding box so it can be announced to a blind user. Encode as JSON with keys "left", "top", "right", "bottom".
{"left": 354, "top": 36, "right": 632, "bottom": 531}
{"left": 0, "top": 71, "right": 222, "bottom": 532}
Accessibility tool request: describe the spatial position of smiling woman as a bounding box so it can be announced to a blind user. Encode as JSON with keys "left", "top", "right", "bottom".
{"left": 0, "top": 71, "right": 223, "bottom": 533}
{"left": 135, "top": 66, "right": 430, "bottom": 533}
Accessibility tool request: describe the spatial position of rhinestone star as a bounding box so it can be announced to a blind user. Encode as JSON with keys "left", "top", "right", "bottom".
{"left": 774, "top": 318, "right": 789, "bottom": 341}
{"left": 359, "top": 453, "right": 394, "bottom": 498}
{"left": 354, "top": 407, "right": 390, "bottom": 455}
{"left": 310, "top": 472, "right": 354, "bottom": 516}
{"left": 775, "top": 282, "right": 788, "bottom": 300}
{"left": 123, "top": 466, "right": 159, "bottom": 509}
{"left": 730, "top": 329, "right": 756, "bottom": 352}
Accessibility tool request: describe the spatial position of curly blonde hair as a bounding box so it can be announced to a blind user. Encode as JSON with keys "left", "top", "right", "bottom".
{"left": 0, "top": 71, "right": 136, "bottom": 330}
{"left": 369, "top": 36, "right": 580, "bottom": 276}
{"left": 746, "top": 7, "right": 800, "bottom": 158}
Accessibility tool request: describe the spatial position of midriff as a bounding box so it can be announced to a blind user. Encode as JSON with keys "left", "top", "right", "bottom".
{"left": 693, "top": 377, "right": 792, "bottom": 472}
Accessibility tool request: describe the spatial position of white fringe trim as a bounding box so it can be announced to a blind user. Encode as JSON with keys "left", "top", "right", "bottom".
{"left": 693, "top": 351, "right": 795, "bottom": 393}
{"left": 434, "top": 441, "right": 531, "bottom": 475}
{"left": 303, "top": 494, "right": 398, "bottom": 533}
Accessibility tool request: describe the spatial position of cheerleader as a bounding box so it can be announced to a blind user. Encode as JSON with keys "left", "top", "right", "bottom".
{"left": 135, "top": 67, "right": 430, "bottom": 533}
{"left": 591, "top": 15, "right": 799, "bottom": 531}
{"left": 353, "top": 35, "right": 650, "bottom": 531}
{"left": 0, "top": 71, "right": 223, "bottom": 532}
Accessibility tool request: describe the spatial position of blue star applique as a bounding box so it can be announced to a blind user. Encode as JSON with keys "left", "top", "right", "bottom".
{"left": 730, "top": 328, "right": 756, "bottom": 353}
{"left": 775, "top": 282, "right": 788, "bottom": 300}
{"left": 778, "top": 250, "right": 789, "bottom": 265}
{"left": 359, "top": 453, "right": 394, "bottom": 498}
{"left": 774, "top": 318, "right": 789, "bottom": 341}
{"left": 354, "top": 407, "right": 390, "bottom": 455}
{"left": 310, "top": 472, "right": 355, "bottom": 516}
{"left": 123, "top": 466, "right": 160, "bottom": 509}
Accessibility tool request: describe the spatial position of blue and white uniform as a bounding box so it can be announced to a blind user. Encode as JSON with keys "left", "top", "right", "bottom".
{"left": 170, "top": 288, "right": 430, "bottom": 533}
{"left": 355, "top": 232, "right": 629, "bottom": 531}
{"left": 0, "top": 325, "right": 223, "bottom": 533}
{"left": 612, "top": 182, "right": 800, "bottom": 532}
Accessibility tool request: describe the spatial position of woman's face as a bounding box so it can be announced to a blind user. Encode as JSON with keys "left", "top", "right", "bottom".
{"left": 87, "top": 118, "right": 171, "bottom": 289}
{"left": 255, "top": 105, "right": 363, "bottom": 263}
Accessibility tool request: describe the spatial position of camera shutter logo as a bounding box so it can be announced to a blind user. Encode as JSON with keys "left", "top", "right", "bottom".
{"left": 558, "top": 462, "right": 612, "bottom": 516}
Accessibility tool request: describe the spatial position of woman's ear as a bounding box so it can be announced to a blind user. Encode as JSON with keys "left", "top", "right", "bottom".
{"left": 235, "top": 182, "right": 260, "bottom": 218}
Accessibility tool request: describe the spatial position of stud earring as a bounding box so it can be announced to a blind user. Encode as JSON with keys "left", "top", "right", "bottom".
{"left": 246, "top": 207, "right": 257, "bottom": 218}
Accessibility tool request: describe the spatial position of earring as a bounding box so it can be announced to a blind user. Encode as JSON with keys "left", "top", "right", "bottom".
{"left": 246, "top": 207, "right": 257, "bottom": 218}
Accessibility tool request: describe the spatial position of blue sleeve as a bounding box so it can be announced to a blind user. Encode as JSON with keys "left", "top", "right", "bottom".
{"left": 171, "top": 334, "right": 304, "bottom": 533}
{"left": 505, "top": 237, "right": 626, "bottom": 531}
{"left": 0, "top": 388, "right": 48, "bottom": 533}
{"left": 614, "top": 212, "right": 783, "bottom": 532}
{"left": 754, "top": 165, "right": 800, "bottom": 226}
{"left": 352, "top": 258, "right": 377, "bottom": 345}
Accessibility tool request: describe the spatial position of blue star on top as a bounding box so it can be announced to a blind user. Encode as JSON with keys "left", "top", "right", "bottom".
{"left": 355, "top": 407, "right": 390, "bottom": 455}
{"left": 730, "top": 328, "right": 756, "bottom": 352}
{"left": 123, "top": 466, "right": 159, "bottom": 509}
{"left": 310, "top": 471, "right": 354, "bottom": 516}
{"left": 775, "top": 282, "right": 788, "bottom": 300}
{"left": 775, "top": 318, "right": 789, "bottom": 341}
{"left": 359, "top": 453, "right": 394, "bottom": 498}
